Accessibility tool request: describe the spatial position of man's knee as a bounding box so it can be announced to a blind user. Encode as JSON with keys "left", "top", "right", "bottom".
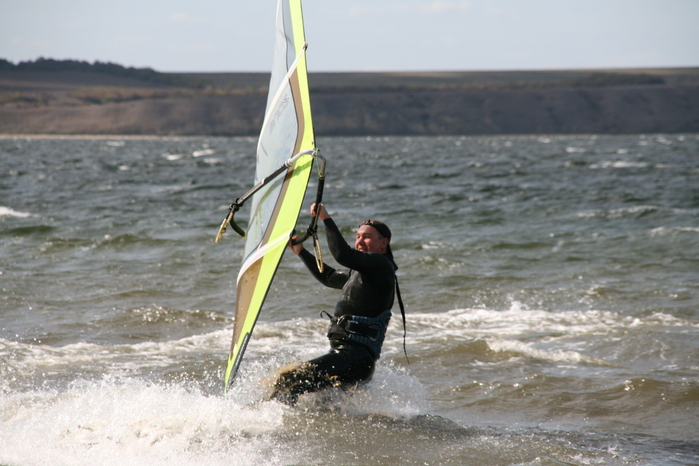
{"left": 266, "top": 361, "right": 337, "bottom": 405}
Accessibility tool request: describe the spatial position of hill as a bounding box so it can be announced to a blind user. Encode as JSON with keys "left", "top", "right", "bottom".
{"left": 1, "top": 58, "right": 698, "bottom": 136}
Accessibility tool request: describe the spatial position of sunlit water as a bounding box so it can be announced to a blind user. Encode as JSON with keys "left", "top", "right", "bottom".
{"left": 1, "top": 134, "right": 698, "bottom": 465}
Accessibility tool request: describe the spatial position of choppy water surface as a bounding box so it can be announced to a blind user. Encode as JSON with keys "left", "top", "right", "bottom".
{"left": 1, "top": 134, "right": 698, "bottom": 465}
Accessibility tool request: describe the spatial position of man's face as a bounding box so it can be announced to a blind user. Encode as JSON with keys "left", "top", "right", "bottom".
{"left": 355, "top": 225, "right": 388, "bottom": 254}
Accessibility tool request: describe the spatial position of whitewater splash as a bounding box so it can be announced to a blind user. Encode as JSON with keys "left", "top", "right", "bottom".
{"left": 0, "top": 316, "right": 428, "bottom": 466}
{"left": 1, "top": 378, "right": 289, "bottom": 466}
{"left": 3, "top": 305, "right": 687, "bottom": 465}
{"left": 0, "top": 365, "right": 426, "bottom": 466}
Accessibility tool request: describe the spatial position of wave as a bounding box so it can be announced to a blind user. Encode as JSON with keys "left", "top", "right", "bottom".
{"left": 1, "top": 370, "right": 694, "bottom": 466}
{"left": 649, "top": 225, "right": 699, "bottom": 237}
{"left": 576, "top": 204, "right": 662, "bottom": 219}
{"left": 0, "top": 206, "right": 32, "bottom": 218}
{"left": 5, "top": 306, "right": 694, "bottom": 389}
{"left": 393, "top": 306, "right": 695, "bottom": 338}
{"left": 0, "top": 224, "right": 54, "bottom": 238}
{"left": 589, "top": 160, "right": 650, "bottom": 169}
{"left": 0, "top": 377, "right": 292, "bottom": 466}
{"left": 192, "top": 148, "right": 216, "bottom": 157}
{"left": 0, "top": 330, "right": 230, "bottom": 374}
{"left": 379, "top": 306, "right": 699, "bottom": 369}
{"left": 485, "top": 338, "right": 610, "bottom": 365}
{"left": 2, "top": 305, "right": 698, "bottom": 465}
{"left": 0, "top": 343, "right": 429, "bottom": 466}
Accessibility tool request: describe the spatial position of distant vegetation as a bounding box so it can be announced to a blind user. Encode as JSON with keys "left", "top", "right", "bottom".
{"left": 569, "top": 72, "right": 665, "bottom": 87}
{"left": 1, "top": 57, "right": 674, "bottom": 93}
{"left": 0, "top": 57, "right": 206, "bottom": 88}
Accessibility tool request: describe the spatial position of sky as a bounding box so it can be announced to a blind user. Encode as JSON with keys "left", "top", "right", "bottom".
{"left": 1, "top": 0, "right": 698, "bottom": 73}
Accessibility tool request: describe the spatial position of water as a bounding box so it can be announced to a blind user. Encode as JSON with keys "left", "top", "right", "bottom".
{"left": 1, "top": 134, "right": 698, "bottom": 465}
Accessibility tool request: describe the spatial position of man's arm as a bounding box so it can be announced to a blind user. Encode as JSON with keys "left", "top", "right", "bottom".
{"left": 289, "top": 211, "right": 347, "bottom": 290}
{"left": 311, "top": 202, "right": 392, "bottom": 274}
{"left": 297, "top": 248, "right": 347, "bottom": 289}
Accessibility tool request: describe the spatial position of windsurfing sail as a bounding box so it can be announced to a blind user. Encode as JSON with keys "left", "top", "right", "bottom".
{"left": 223, "top": 0, "right": 316, "bottom": 392}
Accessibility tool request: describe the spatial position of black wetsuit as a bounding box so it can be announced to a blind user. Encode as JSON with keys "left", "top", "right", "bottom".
{"left": 270, "top": 218, "right": 396, "bottom": 404}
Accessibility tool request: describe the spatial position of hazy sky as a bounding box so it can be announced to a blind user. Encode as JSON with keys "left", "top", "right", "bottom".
{"left": 2, "top": 0, "right": 698, "bottom": 72}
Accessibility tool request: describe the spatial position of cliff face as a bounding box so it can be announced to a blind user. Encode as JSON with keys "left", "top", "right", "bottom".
{"left": 0, "top": 94, "right": 266, "bottom": 136}
{"left": 311, "top": 85, "right": 699, "bottom": 135}
{"left": 1, "top": 68, "right": 698, "bottom": 136}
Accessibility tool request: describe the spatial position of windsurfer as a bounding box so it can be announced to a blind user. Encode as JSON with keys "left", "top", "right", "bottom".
{"left": 269, "top": 203, "right": 398, "bottom": 405}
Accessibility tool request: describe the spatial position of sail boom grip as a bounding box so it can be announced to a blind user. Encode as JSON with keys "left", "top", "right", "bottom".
{"left": 215, "top": 149, "right": 315, "bottom": 242}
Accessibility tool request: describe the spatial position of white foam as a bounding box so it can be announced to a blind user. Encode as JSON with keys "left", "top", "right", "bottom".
{"left": 350, "top": 362, "right": 428, "bottom": 418}
{"left": 485, "top": 338, "right": 609, "bottom": 365}
{"left": 649, "top": 225, "right": 699, "bottom": 236}
{"left": 192, "top": 149, "right": 216, "bottom": 157}
{"left": 106, "top": 140, "right": 125, "bottom": 147}
{"left": 405, "top": 306, "right": 697, "bottom": 337}
{"left": 0, "top": 329, "right": 232, "bottom": 374}
{"left": 378, "top": 306, "right": 698, "bottom": 368}
{"left": 6, "top": 307, "right": 694, "bottom": 380}
{"left": 0, "top": 331, "right": 429, "bottom": 466}
{"left": 0, "top": 378, "right": 293, "bottom": 466}
{"left": 4, "top": 305, "right": 694, "bottom": 466}
{"left": 285, "top": 361, "right": 429, "bottom": 420}
{"left": 0, "top": 206, "right": 32, "bottom": 218}
{"left": 589, "top": 160, "right": 649, "bottom": 169}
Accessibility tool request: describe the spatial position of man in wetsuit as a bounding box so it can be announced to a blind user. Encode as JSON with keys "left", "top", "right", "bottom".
{"left": 269, "top": 203, "right": 397, "bottom": 405}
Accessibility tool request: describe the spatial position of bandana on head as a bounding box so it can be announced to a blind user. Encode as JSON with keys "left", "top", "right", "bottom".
{"left": 361, "top": 220, "right": 391, "bottom": 240}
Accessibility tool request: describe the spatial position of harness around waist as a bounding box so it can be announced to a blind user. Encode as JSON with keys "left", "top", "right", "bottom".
{"left": 327, "top": 310, "right": 392, "bottom": 359}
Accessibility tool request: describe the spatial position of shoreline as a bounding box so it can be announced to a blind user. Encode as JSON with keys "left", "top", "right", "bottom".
{"left": 0, "top": 133, "right": 221, "bottom": 140}
{"left": 2, "top": 131, "right": 697, "bottom": 140}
